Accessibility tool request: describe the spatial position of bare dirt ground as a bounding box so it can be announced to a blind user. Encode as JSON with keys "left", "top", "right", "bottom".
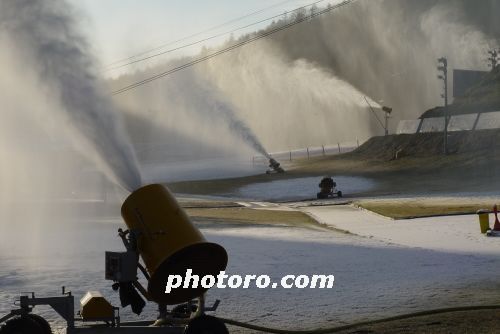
{"left": 355, "top": 197, "right": 500, "bottom": 219}
{"left": 224, "top": 308, "right": 500, "bottom": 333}
{"left": 332, "top": 309, "right": 500, "bottom": 334}
{"left": 186, "top": 207, "right": 323, "bottom": 229}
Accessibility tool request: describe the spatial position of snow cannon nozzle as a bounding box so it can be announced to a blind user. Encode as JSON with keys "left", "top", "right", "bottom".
{"left": 266, "top": 158, "right": 285, "bottom": 174}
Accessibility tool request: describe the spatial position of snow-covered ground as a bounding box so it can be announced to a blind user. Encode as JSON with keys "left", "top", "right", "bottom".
{"left": 302, "top": 204, "right": 500, "bottom": 255}
{"left": 1, "top": 174, "right": 499, "bottom": 333}
{"left": 1, "top": 211, "right": 499, "bottom": 333}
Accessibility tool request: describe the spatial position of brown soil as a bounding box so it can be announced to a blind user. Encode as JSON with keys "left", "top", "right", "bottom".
{"left": 355, "top": 198, "right": 497, "bottom": 219}
{"left": 333, "top": 309, "right": 500, "bottom": 334}
{"left": 186, "top": 207, "right": 321, "bottom": 229}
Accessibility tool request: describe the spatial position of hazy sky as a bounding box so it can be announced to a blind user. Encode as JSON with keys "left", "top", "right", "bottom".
{"left": 69, "top": 0, "right": 323, "bottom": 70}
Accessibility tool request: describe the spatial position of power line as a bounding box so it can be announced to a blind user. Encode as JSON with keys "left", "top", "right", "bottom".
{"left": 103, "top": 0, "right": 299, "bottom": 69}
{"left": 104, "top": 0, "right": 328, "bottom": 72}
{"left": 111, "top": 0, "right": 355, "bottom": 96}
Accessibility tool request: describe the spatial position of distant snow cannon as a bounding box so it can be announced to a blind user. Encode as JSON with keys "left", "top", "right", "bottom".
{"left": 266, "top": 158, "right": 285, "bottom": 174}
{"left": 317, "top": 176, "right": 342, "bottom": 199}
{"left": 120, "top": 184, "right": 228, "bottom": 305}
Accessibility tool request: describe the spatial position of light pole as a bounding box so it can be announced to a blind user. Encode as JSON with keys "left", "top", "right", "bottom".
{"left": 382, "top": 106, "right": 393, "bottom": 136}
{"left": 363, "top": 97, "right": 392, "bottom": 136}
{"left": 437, "top": 57, "right": 448, "bottom": 155}
{"left": 487, "top": 49, "right": 498, "bottom": 69}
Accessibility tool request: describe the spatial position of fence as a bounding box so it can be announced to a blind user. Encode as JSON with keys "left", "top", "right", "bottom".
{"left": 397, "top": 110, "right": 500, "bottom": 134}
{"left": 252, "top": 139, "right": 363, "bottom": 164}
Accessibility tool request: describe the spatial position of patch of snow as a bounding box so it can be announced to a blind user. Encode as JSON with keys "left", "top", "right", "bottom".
{"left": 303, "top": 204, "right": 500, "bottom": 255}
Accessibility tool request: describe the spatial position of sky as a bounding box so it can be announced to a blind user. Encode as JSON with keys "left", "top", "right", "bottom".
{"left": 69, "top": 0, "right": 325, "bottom": 72}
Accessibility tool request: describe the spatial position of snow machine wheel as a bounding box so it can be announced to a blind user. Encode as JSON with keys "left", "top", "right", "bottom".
{"left": 26, "top": 314, "right": 52, "bottom": 334}
{"left": 172, "top": 303, "right": 198, "bottom": 318}
{"left": 184, "top": 315, "right": 228, "bottom": 334}
{"left": 0, "top": 316, "right": 44, "bottom": 334}
{"left": 317, "top": 192, "right": 326, "bottom": 199}
{"left": 337, "top": 191, "right": 342, "bottom": 198}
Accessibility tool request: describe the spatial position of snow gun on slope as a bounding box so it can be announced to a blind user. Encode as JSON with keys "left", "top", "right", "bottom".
{"left": 266, "top": 158, "right": 285, "bottom": 174}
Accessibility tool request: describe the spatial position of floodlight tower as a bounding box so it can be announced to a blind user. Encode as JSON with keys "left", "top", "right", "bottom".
{"left": 437, "top": 57, "right": 448, "bottom": 155}
{"left": 487, "top": 49, "right": 498, "bottom": 69}
{"left": 382, "top": 106, "right": 393, "bottom": 136}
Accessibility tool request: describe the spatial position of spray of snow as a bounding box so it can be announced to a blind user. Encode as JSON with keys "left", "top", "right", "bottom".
{"left": 0, "top": 0, "right": 141, "bottom": 191}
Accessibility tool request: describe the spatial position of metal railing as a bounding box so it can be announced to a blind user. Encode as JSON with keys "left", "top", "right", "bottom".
{"left": 252, "top": 140, "right": 362, "bottom": 164}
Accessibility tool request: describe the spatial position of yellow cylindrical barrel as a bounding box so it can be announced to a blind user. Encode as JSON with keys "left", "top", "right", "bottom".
{"left": 121, "top": 184, "right": 228, "bottom": 304}
{"left": 476, "top": 209, "right": 490, "bottom": 234}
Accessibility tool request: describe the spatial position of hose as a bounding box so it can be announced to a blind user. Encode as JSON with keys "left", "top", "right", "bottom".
{"left": 218, "top": 304, "right": 500, "bottom": 333}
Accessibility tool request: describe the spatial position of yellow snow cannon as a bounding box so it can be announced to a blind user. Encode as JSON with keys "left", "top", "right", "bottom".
{"left": 121, "top": 184, "right": 228, "bottom": 305}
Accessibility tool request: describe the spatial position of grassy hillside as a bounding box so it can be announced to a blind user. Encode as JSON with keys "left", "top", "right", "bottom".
{"left": 349, "top": 128, "right": 500, "bottom": 161}
{"left": 454, "top": 66, "right": 500, "bottom": 110}
{"left": 421, "top": 66, "right": 500, "bottom": 118}
{"left": 168, "top": 128, "right": 500, "bottom": 197}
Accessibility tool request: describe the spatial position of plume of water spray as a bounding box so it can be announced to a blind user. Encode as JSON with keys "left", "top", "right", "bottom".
{"left": 211, "top": 101, "right": 271, "bottom": 159}
{"left": 262, "top": 0, "right": 496, "bottom": 122}
{"left": 110, "top": 43, "right": 376, "bottom": 157}
{"left": 107, "top": 0, "right": 497, "bottom": 160}
{"left": 198, "top": 44, "right": 380, "bottom": 151}
{"left": 0, "top": 0, "right": 141, "bottom": 191}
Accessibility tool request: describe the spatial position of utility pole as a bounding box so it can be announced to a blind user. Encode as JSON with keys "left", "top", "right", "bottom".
{"left": 382, "top": 106, "right": 393, "bottom": 136}
{"left": 487, "top": 49, "right": 498, "bottom": 69}
{"left": 437, "top": 57, "right": 448, "bottom": 155}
